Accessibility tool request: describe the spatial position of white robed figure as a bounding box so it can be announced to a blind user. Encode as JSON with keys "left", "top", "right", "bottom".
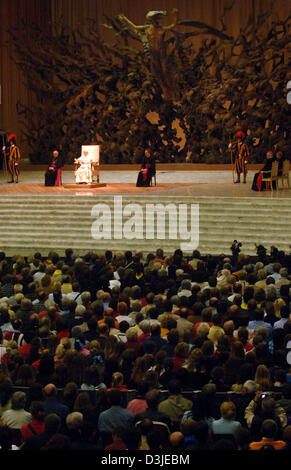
{"left": 74, "top": 145, "right": 100, "bottom": 184}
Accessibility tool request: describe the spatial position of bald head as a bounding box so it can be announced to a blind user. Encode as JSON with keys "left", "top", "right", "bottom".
{"left": 44, "top": 383, "right": 57, "bottom": 397}
{"left": 223, "top": 320, "right": 234, "bottom": 334}
{"left": 105, "top": 307, "right": 114, "bottom": 316}
{"left": 170, "top": 432, "right": 184, "bottom": 447}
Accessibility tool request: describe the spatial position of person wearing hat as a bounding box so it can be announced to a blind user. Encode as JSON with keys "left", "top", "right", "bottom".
{"left": 275, "top": 150, "right": 285, "bottom": 176}
{"left": 7, "top": 133, "right": 20, "bottom": 183}
{"left": 251, "top": 150, "right": 274, "bottom": 191}
{"left": 44, "top": 149, "right": 63, "bottom": 186}
{"left": 136, "top": 148, "right": 156, "bottom": 187}
{"left": 229, "top": 130, "right": 250, "bottom": 184}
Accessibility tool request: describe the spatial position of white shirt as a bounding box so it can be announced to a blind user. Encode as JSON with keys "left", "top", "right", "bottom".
{"left": 116, "top": 315, "right": 134, "bottom": 327}
{"left": 65, "top": 291, "right": 83, "bottom": 304}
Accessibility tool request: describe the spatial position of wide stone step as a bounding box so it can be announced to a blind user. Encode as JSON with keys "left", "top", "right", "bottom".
{"left": 0, "top": 235, "right": 289, "bottom": 248}
{"left": 0, "top": 194, "right": 290, "bottom": 256}
{"left": 0, "top": 226, "right": 290, "bottom": 238}
{"left": 0, "top": 203, "right": 291, "bottom": 217}
{"left": 0, "top": 195, "right": 290, "bottom": 204}
{"left": 0, "top": 220, "right": 290, "bottom": 230}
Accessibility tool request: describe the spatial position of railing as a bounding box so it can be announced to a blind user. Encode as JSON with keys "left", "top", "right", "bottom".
{"left": 10, "top": 385, "right": 282, "bottom": 407}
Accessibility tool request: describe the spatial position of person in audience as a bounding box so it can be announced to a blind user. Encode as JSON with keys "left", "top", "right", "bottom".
{"left": 249, "top": 419, "right": 286, "bottom": 450}
{"left": 245, "top": 391, "right": 287, "bottom": 441}
{"left": 211, "top": 401, "right": 241, "bottom": 437}
{"left": 0, "top": 245, "right": 290, "bottom": 451}
{"left": 2, "top": 391, "right": 32, "bottom": 430}
{"left": 158, "top": 380, "right": 193, "bottom": 429}
{"left": 20, "top": 413, "right": 61, "bottom": 450}
{"left": 97, "top": 389, "right": 134, "bottom": 447}
{"left": 21, "top": 401, "right": 45, "bottom": 442}
{"left": 42, "top": 383, "right": 70, "bottom": 431}
{"left": 104, "top": 426, "right": 127, "bottom": 450}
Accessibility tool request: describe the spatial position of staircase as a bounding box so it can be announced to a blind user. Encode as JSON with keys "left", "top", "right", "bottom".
{"left": 0, "top": 194, "right": 290, "bottom": 257}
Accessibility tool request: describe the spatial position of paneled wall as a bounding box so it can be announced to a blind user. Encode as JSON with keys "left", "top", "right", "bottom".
{"left": 0, "top": 0, "right": 51, "bottom": 154}
{"left": 1, "top": 0, "right": 290, "bottom": 158}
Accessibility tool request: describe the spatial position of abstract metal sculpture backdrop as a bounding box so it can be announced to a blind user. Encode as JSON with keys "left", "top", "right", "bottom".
{"left": 8, "top": 2, "right": 291, "bottom": 164}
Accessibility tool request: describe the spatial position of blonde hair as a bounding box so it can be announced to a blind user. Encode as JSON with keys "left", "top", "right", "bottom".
{"left": 220, "top": 401, "right": 236, "bottom": 420}
{"left": 89, "top": 340, "right": 101, "bottom": 355}
{"left": 274, "top": 298, "right": 286, "bottom": 318}
{"left": 257, "top": 269, "right": 267, "bottom": 281}
{"left": 197, "top": 322, "right": 210, "bottom": 337}
{"left": 111, "top": 372, "right": 124, "bottom": 387}
{"left": 55, "top": 344, "right": 66, "bottom": 360}
{"left": 5, "top": 340, "right": 18, "bottom": 354}
{"left": 60, "top": 337, "right": 72, "bottom": 350}
{"left": 55, "top": 338, "right": 71, "bottom": 360}
{"left": 226, "top": 275, "right": 237, "bottom": 286}
{"left": 126, "top": 328, "right": 138, "bottom": 342}
{"left": 208, "top": 327, "right": 224, "bottom": 345}
{"left": 255, "top": 364, "right": 270, "bottom": 391}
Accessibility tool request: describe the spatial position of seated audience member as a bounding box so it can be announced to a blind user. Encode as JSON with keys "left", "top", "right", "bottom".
{"left": 249, "top": 419, "right": 286, "bottom": 450}
{"left": 182, "top": 383, "right": 218, "bottom": 425}
{"left": 20, "top": 413, "right": 61, "bottom": 450}
{"left": 232, "top": 379, "right": 257, "bottom": 425}
{"left": 234, "top": 426, "right": 251, "bottom": 451}
{"left": 21, "top": 401, "right": 45, "bottom": 443}
{"left": 0, "top": 423, "right": 20, "bottom": 450}
{"left": 127, "top": 381, "right": 149, "bottom": 416}
{"left": 244, "top": 391, "right": 287, "bottom": 441}
{"left": 248, "top": 308, "right": 273, "bottom": 338}
{"left": 61, "top": 382, "right": 78, "bottom": 412}
{"left": 158, "top": 380, "right": 193, "bottom": 430}
{"left": 282, "top": 425, "right": 291, "bottom": 451}
{"left": 81, "top": 365, "right": 106, "bottom": 391}
{"left": 108, "top": 372, "right": 127, "bottom": 391}
{"left": 42, "top": 383, "right": 70, "bottom": 431}
{"left": 134, "top": 389, "right": 171, "bottom": 429}
{"left": 97, "top": 389, "right": 134, "bottom": 447}
{"left": 0, "top": 245, "right": 291, "bottom": 451}
{"left": 277, "top": 384, "right": 291, "bottom": 424}
{"left": 2, "top": 391, "right": 32, "bottom": 430}
{"left": 254, "top": 364, "right": 272, "bottom": 392}
{"left": 0, "top": 382, "right": 13, "bottom": 417}
{"left": 142, "top": 323, "right": 167, "bottom": 353}
{"left": 211, "top": 401, "right": 241, "bottom": 438}
{"left": 169, "top": 431, "right": 185, "bottom": 451}
{"left": 104, "top": 427, "right": 127, "bottom": 450}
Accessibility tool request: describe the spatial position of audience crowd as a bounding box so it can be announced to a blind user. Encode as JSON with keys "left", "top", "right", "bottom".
{"left": 0, "top": 245, "right": 291, "bottom": 451}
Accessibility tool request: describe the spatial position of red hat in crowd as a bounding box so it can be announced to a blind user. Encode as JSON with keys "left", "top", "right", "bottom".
{"left": 276, "top": 151, "right": 283, "bottom": 156}
{"left": 236, "top": 130, "right": 245, "bottom": 140}
{"left": 8, "top": 133, "right": 17, "bottom": 141}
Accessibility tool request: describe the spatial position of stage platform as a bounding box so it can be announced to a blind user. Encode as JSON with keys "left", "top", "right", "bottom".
{"left": 0, "top": 169, "right": 290, "bottom": 198}
{"left": 0, "top": 169, "right": 290, "bottom": 257}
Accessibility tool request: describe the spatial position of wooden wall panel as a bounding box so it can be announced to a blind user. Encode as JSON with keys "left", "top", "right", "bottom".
{"left": 0, "top": 0, "right": 290, "bottom": 159}
{"left": 0, "top": 0, "right": 51, "bottom": 156}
